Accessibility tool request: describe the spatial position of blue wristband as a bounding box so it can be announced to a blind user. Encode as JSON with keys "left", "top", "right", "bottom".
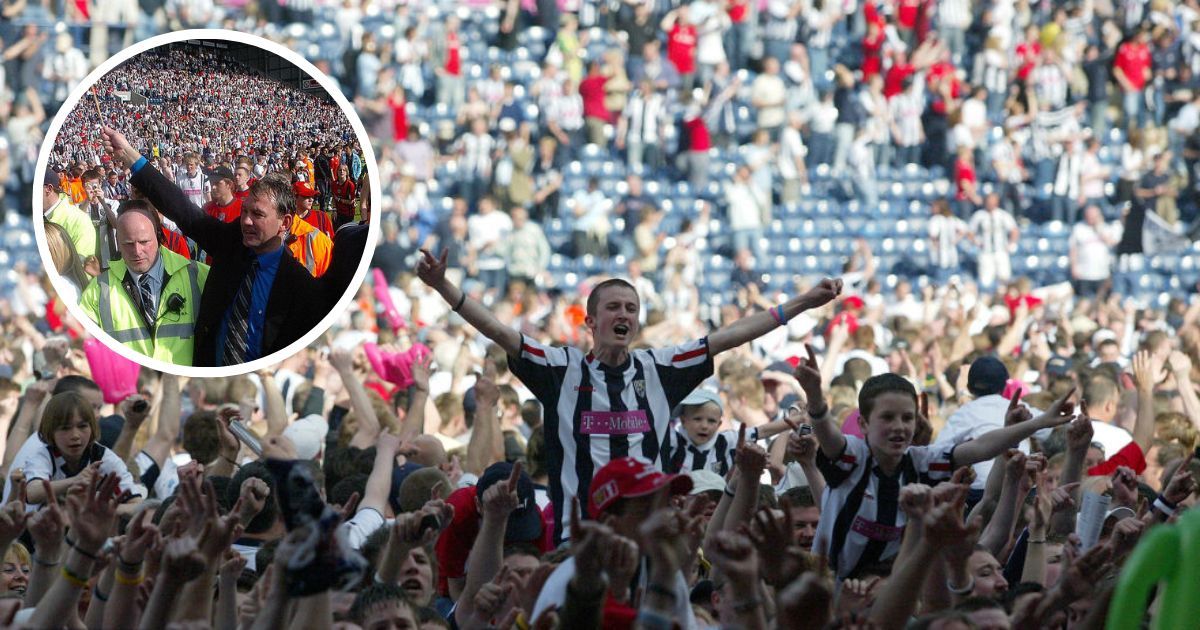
{"left": 130, "top": 156, "right": 148, "bottom": 174}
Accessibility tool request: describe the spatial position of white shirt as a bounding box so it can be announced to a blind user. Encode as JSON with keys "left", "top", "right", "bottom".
{"left": 969, "top": 209, "right": 1017, "bottom": 255}
{"left": 932, "top": 395, "right": 1046, "bottom": 490}
{"left": 1090, "top": 419, "right": 1133, "bottom": 458}
{"left": 3, "top": 434, "right": 141, "bottom": 512}
{"left": 1069, "top": 221, "right": 1122, "bottom": 281}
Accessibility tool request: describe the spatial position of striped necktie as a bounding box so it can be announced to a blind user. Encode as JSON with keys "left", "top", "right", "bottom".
{"left": 222, "top": 260, "right": 259, "bottom": 366}
{"left": 137, "top": 275, "right": 156, "bottom": 328}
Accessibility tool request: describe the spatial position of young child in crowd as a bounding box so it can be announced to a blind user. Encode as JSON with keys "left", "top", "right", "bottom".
{"left": 662, "top": 388, "right": 798, "bottom": 476}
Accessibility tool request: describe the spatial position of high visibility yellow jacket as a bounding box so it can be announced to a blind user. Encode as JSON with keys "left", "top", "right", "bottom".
{"left": 286, "top": 217, "right": 332, "bottom": 277}
{"left": 45, "top": 196, "right": 97, "bottom": 259}
{"left": 79, "top": 246, "right": 210, "bottom": 366}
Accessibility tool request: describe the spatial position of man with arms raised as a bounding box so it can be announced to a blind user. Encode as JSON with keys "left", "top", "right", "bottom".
{"left": 101, "top": 126, "right": 325, "bottom": 367}
{"left": 416, "top": 248, "right": 841, "bottom": 540}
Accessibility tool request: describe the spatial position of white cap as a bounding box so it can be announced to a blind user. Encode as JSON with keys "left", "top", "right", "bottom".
{"left": 282, "top": 414, "right": 328, "bottom": 461}
{"left": 688, "top": 469, "right": 725, "bottom": 495}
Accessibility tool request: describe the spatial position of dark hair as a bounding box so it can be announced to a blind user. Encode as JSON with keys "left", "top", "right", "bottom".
{"left": 53, "top": 375, "right": 101, "bottom": 397}
{"left": 82, "top": 169, "right": 103, "bottom": 183}
{"left": 330, "top": 474, "right": 368, "bottom": 508}
{"left": 585, "top": 278, "right": 638, "bottom": 317}
{"left": 1005, "top": 581, "right": 1045, "bottom": 612}
{"left": 181, "top": 410, "right": 221, "bottom": 466}
{"left": 350, "top": 583, "right": 415, "bottom": 623}
{"left": 503, "top": 542, "right": 543, "bottom": 560}
{"left": 416, "top": 606, "right": 450, "bottom": 628}
{"left": 228, "top": 462, "right": 279, "bottom": 534}
{"left": 248, "top": 172, "right": 297, "bottom": 217}
{"left": 858, "top": 373, "right": 918, "bottom": 423}
{"left": 781, "top": 485, "right": 817, "bottom": 508}
{"left": 324, "top": 446, "right": 376, "bottom": 495}
{"left": 524, "top": 427, "right": 547, "bottom": 480}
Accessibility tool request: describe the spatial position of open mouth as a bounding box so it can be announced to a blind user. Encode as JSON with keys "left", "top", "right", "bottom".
{"left": 614, "top": 324, "right": 630, "bottom": 336}
{"left": 888, "top": 436, "right": 908, "bottom": 447}
{"left": 400, "top": 579, "right": 424, "bottom": 593}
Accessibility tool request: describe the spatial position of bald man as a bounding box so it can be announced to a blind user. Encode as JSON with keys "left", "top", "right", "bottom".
{"left": 80, "top": 201, "right": 209, "bottom": 365}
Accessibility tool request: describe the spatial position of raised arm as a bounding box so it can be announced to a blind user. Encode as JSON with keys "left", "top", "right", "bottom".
{"left": 329, "top": 348, "right": 381, "bottom": 448}
{"left": 417, "top": 249, "right": 521, "bottom": 356}
{"left": 100, "top": 127, "right": 228, "bottom": 255}
{"left": 455, "top": 463, "right": 522, "bottom": 627}
{"left": 402, "top": 352, "right": 433, "bottom": 440}
{"left": 257, "top": 372, "right": 289, "bottom": 438}
{"left": 112, "top": 392, "right": 154, "bottom": 463}
{"left": 465, "top": 370, "right": 505, "bottom": 475}
{"left": 707, "top": 279, "right": 842, "bottom": 356}
{"left": 793, "top": 345, "right": 847, "bottom": 460}
{"left": 953, "top": 389, "right": 1077, "bottom": 467}
{"left": 1129, "top": 352, "right": 1158, "bottom": 452}
{"left": 139, "top": 373, "right": 181, "bottom": 473}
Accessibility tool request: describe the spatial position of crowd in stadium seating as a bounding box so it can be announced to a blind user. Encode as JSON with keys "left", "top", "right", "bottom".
{"left": 0, "top": 0, "right": 1198, "bottom": 628}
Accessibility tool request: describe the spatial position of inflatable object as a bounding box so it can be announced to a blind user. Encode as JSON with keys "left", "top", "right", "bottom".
{"left": 83, "top": 338, "right": 140, "bottom": 404}
{"left": 1107, "top": 505, "right": 1200, "bottom": 629}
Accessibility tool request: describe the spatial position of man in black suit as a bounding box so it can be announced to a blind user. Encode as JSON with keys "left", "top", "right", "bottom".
{"left": 101, "top": 126, "right": 326, "bottom": 367}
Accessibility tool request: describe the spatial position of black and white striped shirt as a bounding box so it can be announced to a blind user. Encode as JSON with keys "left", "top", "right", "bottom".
{"left": 815, "top": 436, "right": 956, "bottom": 580}
{"left": 509, "top": 335, "right": 714, "bottom": 541}
{"left": 661, "top": 425, "right": 762, "bottom": 476}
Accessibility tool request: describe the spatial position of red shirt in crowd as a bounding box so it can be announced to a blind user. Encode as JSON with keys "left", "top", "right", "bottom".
{"left": 445, "top": 31, "right": 462, "bottom": 76}
{"left": 331, "top": 178, "right": 357, "bottom": 218}
{"left": 896, "top": 0, "right": 920, "bottom": 29}
{"left": 861, "top": 29, "right": 886, "bottom": 80}
{"left": 161, "top": 227, "right": 192, "bottom": 260}
{"left": 388, "top": 91, "right": 408, "bottom": 142}
{"left": 578, "top": 73, "right": 612, "bottom": 123}
{"left": 435, "top": 486, "right": 554, "bottom": 596}
{"left": 884, "top": 63, "right": 916, "bottom": 99}
{"left": 1114, "top": 40, "right": 1152, "bottom": 91}
{"left": 728, "top": 0, "right": 749, "bottom": 23}
{"left": 301, "top": 208, "right": 335, "bottom": 238}
{"left": 954, "top": 157, "right": 976, "bottom": 201}
{"left": 204, "top": 197, "right": 242, "bottom": 223}
{"left": 684, "top": 115, "right": 711, "bottom": 152}
{"left": 667, "top": 24, "right": 697, "bottom": 74}
{"left": 1015, "top": 40, "right": 1042, "bottom": 81}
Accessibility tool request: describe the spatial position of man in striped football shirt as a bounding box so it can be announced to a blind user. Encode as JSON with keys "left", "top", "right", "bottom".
{"left": 417, "top": 247, "right": 843, "bottom": 541}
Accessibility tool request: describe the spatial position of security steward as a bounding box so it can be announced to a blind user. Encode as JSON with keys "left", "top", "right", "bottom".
{"left": 79, "top": 200, "right": 209, "bottom": 365}
{"left": 287, "top": 182, "right": 333, "bottom": 277}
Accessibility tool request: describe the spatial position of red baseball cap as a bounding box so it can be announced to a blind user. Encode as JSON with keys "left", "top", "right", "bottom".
{"left": 293, "top": 181, "right": 317, "bottom": 197}
{"left": 589, "top": 457, "right": 693, "bottom": 516}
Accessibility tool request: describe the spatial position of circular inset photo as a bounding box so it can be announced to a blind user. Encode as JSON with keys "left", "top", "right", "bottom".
{"left": 35, "top": 30, "right": 379, "bottom": 375}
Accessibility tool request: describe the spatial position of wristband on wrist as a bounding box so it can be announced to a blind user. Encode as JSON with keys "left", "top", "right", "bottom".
{"left": 1027, "top": 539, "right": 1046, "bottom": 544}
{"left": 723, "top": 483, "right": 736, "bottom": 498}
{"left": 32, "top": 554, "right": 60, "bottom": 567}
{"left": 92, "top": 587, "right": 109, "bottom": 602}
{"left": 60, "top": 565, "right": 90, "bottom": 589}
{"left": 946, "top": 576, "right": 975, "bottom": 595}
{"left": 452, "top": 291, "right": 467, "bottom": 312}
{"left": 117, "top": 558, "right": 143, "bottom": 575}
{"left": 808, "top": 403, "right": 829, "bottom": 419}
{"left": 114, "top": 570, "right": 144, "bottom": 587}
{"left": 1153, "top": 495, "right": 1177, "bottom": 518}
{"left": 65, "top": 536, "right": 100, "bottom": 561}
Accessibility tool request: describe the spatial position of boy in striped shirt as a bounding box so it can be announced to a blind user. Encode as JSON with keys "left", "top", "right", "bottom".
{"left": 794, "top": 346, "right": 1080, "bottom": 580}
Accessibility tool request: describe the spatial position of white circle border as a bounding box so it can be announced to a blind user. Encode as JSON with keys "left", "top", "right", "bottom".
{"left": 33, "top": 28, "right": 382, "bottom": 378}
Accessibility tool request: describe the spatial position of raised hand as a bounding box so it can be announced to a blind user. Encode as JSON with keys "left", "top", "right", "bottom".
{"left": 1065, "top": 415, "right": 1094, "bottom": 452}
{"left": 799, "top": 278, "right": 844, "bottom": 310}
{"left": 1111, "top": 466, "right": 1139, "bottom": 508}
{"left": 481, "top": 462, "right": 522, "bottom": 521}
{"left": 416, "top": 248, "right": 450, "bottom": 288}
{"left": 1107, "top": 517, "right": 1145, "bottom": 559}
{"left": 160, "top": 536, "right": 207, "bottom": 586}
{"left": 0, "top": 477, "right": 27, "bottom": 549}
{"left": 219, "top": 550, "right": 247, "bottom": 584}
{"left": 707, "top": 531, "right": 760, "bottom": 583}
{"left": 1005, "top": 391, "right": 1032, "bottom": 427}
{"left": 599, "top": 534, "right": 639, "bottom": 603}
{"left": 410, "top": 352, "right": 433, "bottom": 394}
{"left": 1131, "top": 351, "right": 1158, "bottom": 391}
{"left": 64, "top": 472, "right": 121, "bottom": 553}
{"left": 734, "top": 424, "right": 769, "bottom": 477}
{"left": 237, "top": 477, "right": 271, "bottom": 525}
{"left": 637, "top": 506, "right": 691, "bottom": 575}
{"left": 898, "top": 483, "right": 933, "bottom": 520}
{"left": 328, "top": 347, "right": 354, "bottom": 373}
{"left": 569, "top": 498, "right": 615, "bottom": 580}
{"left": 1057, "top": 543, "right": 1113, "bottom": 602}
{"left": 473, "top": 565, "right": 514, "bottom": 622}
{"left": 1162, "top": 454, "right": 1196, "bottom": 504}
{"left": 1037, "top": 387, "right": 1078, "bottom": 428}
{"left": 28, "top": 480, "right": 67, "bottom": 555}
{"left": 748, "top": 503, "right": 811, "bottom": 587}
{"left": 793, "top": 344, "right": 824, "bottom": 411}
{"left": 119, "top": 508, "right": 159, "bottom": 565}
{"left": 787, "top": 432, "right": 819, "bottom": 467}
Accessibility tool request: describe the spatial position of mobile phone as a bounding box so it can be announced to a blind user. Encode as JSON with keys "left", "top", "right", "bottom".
{"left": 798, "top": 423, "right": 814, "bottom": 436}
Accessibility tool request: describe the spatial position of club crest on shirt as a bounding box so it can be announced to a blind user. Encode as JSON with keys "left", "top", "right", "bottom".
{"left": 633, "top": 379, "right": 646, "bottom": 397}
